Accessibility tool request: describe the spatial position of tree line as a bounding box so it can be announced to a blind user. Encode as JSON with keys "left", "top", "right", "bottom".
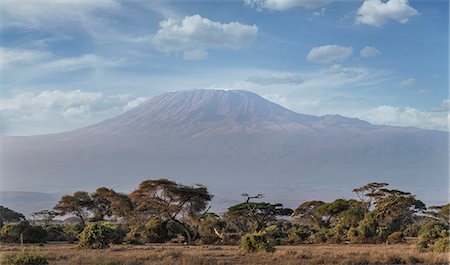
{"left": 0, "top": 179, "right": 448, "bottom": 253}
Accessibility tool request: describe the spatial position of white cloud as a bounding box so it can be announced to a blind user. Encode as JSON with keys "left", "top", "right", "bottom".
{"left": 307, "top": 45, "right": 353, "bottom": 64}
{"left": 0, "top": 90, "right": 148, "bottom": 133}
{"left": 244, "top": 0, "right": 332, "bottom": 11}
{"left": 401, "top": 78, "right": 416, "bottom": 86}
{"left": 246, "top": 72, "right": 304, "bottom": 85}
{"left": 359, "top": 105, "right": 448, "bottom": 131}
{"left": 417, "top": 89, "right": 430, "bottom": 95}
{"left": 153, "top": 14, "right": 258, "bottom": 60}
{"left": 0, "top": 48, "right": 51, "bottom": 69}
{"left": 327, "top": 64, "right": 364, "bottom": 78}
{"left": 356, "top": 0, "right": 418, "bottom": 27}
{"left": 360, "top": 46, "right": 381, "bottom": 58}
{"left": 40, "top": 54, "right": 121, "bottom": 72}
{"left": 0, "top": 0, "right": 120, "bottom": 30}
{"left": 432, "top": 99, "right": 450, "bottom": 112}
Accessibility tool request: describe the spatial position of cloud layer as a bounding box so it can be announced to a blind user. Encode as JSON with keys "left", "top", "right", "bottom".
{"left": 356, "top": 0, "right": 418, "bottom": 27}
{"left": 307, "top": 45, "right": 353, "bottom": 64}
{"left": 153, "top": 14, "right": 258, "bottom": 60}
{"left": 0, "top": 90, "right": 147, "bottom": 134}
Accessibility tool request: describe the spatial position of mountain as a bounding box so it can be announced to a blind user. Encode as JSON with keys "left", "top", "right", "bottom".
{"left": 1, "top": 89, "right": 448, "bottom": 213}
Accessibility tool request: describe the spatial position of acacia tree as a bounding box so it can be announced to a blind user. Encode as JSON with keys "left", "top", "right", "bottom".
{"left": 373, "top": 188, "right": 425, "bottom": 234}
{"left": 426, "top": 204, "right": 450, "bottom": 226}
{"left": 31, "top": 210, "right": 59, "bottom": 225}
{"left": 225, "top": 193, "right": 293, "bottom": 233}
{"left": 293, "top": 200, "right": 325, "bottom": 227}
{"left": 0, "top": 206, "right": 25, "bottom": 223}
{"left": 129, "top": 178, "right": 212, "bottom": 243}
{"left": 352, "top": 182, "right": 388, "bottom": 212}
{"left": 91, "top": 187, "right": 135, "bottom": 222}
{"left": 54, "top": 191, "right": 93, "bottom": 226}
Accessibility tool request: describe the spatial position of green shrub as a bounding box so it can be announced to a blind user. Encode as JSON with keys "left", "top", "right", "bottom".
{"left": 403, "top": 224, "right": 420, "bottom": 237}
{"left": 433, "top": 237, "right": 450, "bottom": 253}
{"left": 63, "top": 223, "right": 84, "bottom": 242}
{"left": 145, "top": 216, "right": 169, "bottom": 243}
{"left": 309, "top": 229, "right": 328, "bottom": 244}
{"left": 286, "top": 224, "right": 311, "bottom": 244}
{"left": 240, "top": 233, "right": 274, "bottom": 253}
{"left": 327, "top": 224, "right": 345, "bottom": 244}
{"left": 198, "top": 215, "right": 224, "bottom": 244}
{"left": 77, "top": 222, "right": 121, "bottom": 249}
{"left": 1, "top": 251, "right": 48, "bottom": 265}
{"left": 387, "top": 232, "right": 405, "bottom": 244}
{"left": 0, "top": 222, "right": 47, "bottom": 243}
{"left": 419, "top": 221, "right": 448, "bottom": 240}
{"left": 125, "top": 225, "right": 145, "bottom": 244}
{"left": 347, "top": 227, "right": 361, "bottom": 244}
{"left": 45, "top": 225, "right": 69, "bottom": 241}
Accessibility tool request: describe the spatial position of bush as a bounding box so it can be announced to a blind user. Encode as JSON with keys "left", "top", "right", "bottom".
{"left": 415, "top": 238, "right": 429, "bottom": 252}
{"left": 387, "top": 232, "right": 405, "bottom": 244}
{"left": 433, "top": 237, "right": 449, "bottom": 253}
{"left": 63, "top": 223, "right": 84, "bottom": 242}
{"left": 240, "top": 233, "right": 274, "bottom": 253}
{"left": 45, "top": 225, "right": 69, "bottom": 241}
{"left": 403, "top": 224, "right": 420, "bottom": 237}
{"left": 1, "top": 251, "right": 48, "bottom": 265}
{"left": 419, "top": 221, "right": 448, "bottom": 240}
{"left": 145, "top": 217, "right": 169, "bottom": 243}
{"left": 198, "top": 215, "right": 224, "bottom": 244}
{"left": 0, "top": 222, "right": 47, "bottom": 243}
{"left": 125, "top": 225, "right": 145, "bottom": 244}
{"left": 347, "top": 227, "right": 361, "bottom": 244}
{"left": 286, "top": 224, "right": 311, "bottom": 244}
{"left": 77, "top": 222, "right": 122, "bottom": 249}
{"left": 327, "top": 224, "right": 345, "bottom": 244}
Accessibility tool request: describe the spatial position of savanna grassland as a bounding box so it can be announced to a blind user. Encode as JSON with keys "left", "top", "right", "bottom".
{"left": 1, "top": 242, "right": 449, "bottom": 265}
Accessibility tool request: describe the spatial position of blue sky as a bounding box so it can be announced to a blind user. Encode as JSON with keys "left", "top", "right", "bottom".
{"left": 0, "top": 0, "right": 448, "bottom": 135}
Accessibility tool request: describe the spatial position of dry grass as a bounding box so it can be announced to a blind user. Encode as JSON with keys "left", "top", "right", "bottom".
{"left": 1, "top": 243, "right": 449, "bottom": 265}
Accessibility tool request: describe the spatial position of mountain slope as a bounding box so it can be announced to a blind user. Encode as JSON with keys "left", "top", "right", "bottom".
{"left": 1, "top": 89, "right": 448, "bottom": 212}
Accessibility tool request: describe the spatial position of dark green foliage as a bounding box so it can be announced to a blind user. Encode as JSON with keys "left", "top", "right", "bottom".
{"left": 0, "top": 206, "right": 25, "bottom": 223}
{"left": 387, "top": 232, "right": 405, "bottom": 244}
{"left": 125, "top": 225, "right": 145, "bottom": 244}
{"left": 145, "top": 216, "right": 168, "bottom": 243}
{"left": 44, "top": 225, "right": 69, "bottom": 241}
{"left": 198, "top": 214, "right": 225, "bottom": 244}
{"left": 0, "top": 221, "right": 47, "bottom": 243}
{"left": 419, "top": 221, "right": 449, "bottom": 240}
{"left": 293, "top": 200, "right": 325, "bottom": 227}
{"left": 402, "top": 223, "right": 420, "bottom": 237}
{"left": 286, "top": 224, "right": 311, "bottom": 244}
{"left": 226, "top": 201, "right": 293, "bottom": 233}
{"left": 77, "top": 222, "right": 123, "bottom": 249}
{"left": 415, "top": 220, "right": 449, "bottom": 252}
{"left": 63, "top": 223, "right": 84, "bottom": 242}
{"left": 1, "top": 251, "right": 48, "bottom": 265}
{"left": 130, "top": 179, "right": 212, "bottom": 243}
{"left": 240, "top": 233, "right": 274, "bottom": 253}
{"left": 54, "top": 191, "right": 93, "bottom": 225}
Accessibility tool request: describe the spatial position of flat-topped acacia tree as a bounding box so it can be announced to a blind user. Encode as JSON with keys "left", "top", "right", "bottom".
{"left": 129, "top": 178, "right": 212, "bottom": 243}
{"left": 54, "top": 191, "right": 93, "bottom": 226}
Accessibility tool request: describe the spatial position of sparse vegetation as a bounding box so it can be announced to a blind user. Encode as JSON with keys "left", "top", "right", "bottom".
{"left": 1, "top": 180, "right": 448, "bottom": 264}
